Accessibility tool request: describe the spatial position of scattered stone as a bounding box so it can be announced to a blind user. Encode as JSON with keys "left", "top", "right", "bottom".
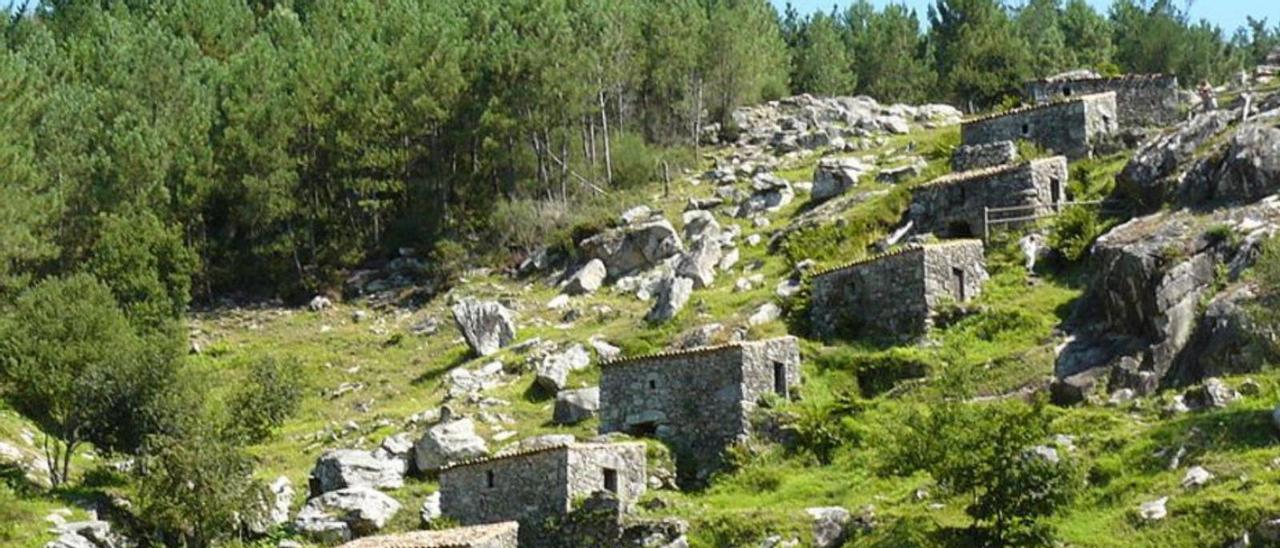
{"left": 309, "top": 295, "right": 333, "bottom": 311}
{"left": 351, "top": 310, "right": 368, "bottom": 323}
{"left": 674, "top": 323, "right": 724, "bottom": 349}
{"left": 746, "top": 234, "right": 762, "bottom": 246}
{"left": 535, "top": 344, "right": 591, "bottom": 392}
{"left": 373, "top": 433, "right": 416, "bottom": 471}
{"left": 309, "top": 449, "right": 404, "bottom": 495}
{"left": 451, "top": 299, "right": 517, "bottom": 357}
{"left": 413, "top": 418, "right": 489, "bottom": 473}
{"left": 1108, "top": 388, "right": 1136, "bottom": 406}
{"left": 1183, "top": 377, "right": 1240, "bottom": 409}
{"left": 718, "top": 247, "right": 740, "bottom": 271}
{"left": 812, "top": 157, "right": 870, "bottom": 202}
{"left": 620, "top": 205, "right": 653, "bottom": 225}
{"left": 294, "top": 487, "right": 401, "bottom": 542}
{"left": 1027, "top": 445, "right": 1060, "bottom": 464}
{"left": 580, "top": 219, "right": 684, "bottom": 277}
{"left": 553, "top": 387, "right": 601, "bottom": 425}
{"left": 1182, "top": 466, "right": 1213, "bottom": 489}
{"left": 564, "top": 259, "right": 607, "bottom": 295}
{"left": 776, "top": 278, "right": 803, "bottom": 299}
{"left": 1138, "top": 496, "right": 1169, "bottom": 521}
{"left": 876, "top": 163, "right": 922, "bottom": 184}
{"left": 419, "top": 491, "right": 442, "bottom": 528}
{"left": 646, "top": 275, "right": 694, "bottom": 323}
{"left": 676, "top": 239, "right": 722, "bottom": 289}
{"left": 546, "top": 294, "right": 570, "bottom": 310}
{"left": 748, "top": 302, "right": 782, "bottom": 326}
{"left": 47, "top": 521, "right": 121, "bottom": 548}
{"left": 590, "top": 338, "right": 622, "bottom": 361}
{"left": 445, "top": 361, "right": 506, "bottom": 399}
{"left": 410, "top": 317, "right": 439, "bottom": 336}
{"left": 806, "top": 507, "right": 851, "bottom": 548}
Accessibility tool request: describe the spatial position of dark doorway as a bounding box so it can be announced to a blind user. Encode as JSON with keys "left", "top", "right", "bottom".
{"left": 1050, "top": 177, "right": 1063, "bottom": 209}
{"left": 603, "top": 468, "right": 618, "bottom": 493}
{"left": 628, "top": 421, "right": 658, "bottom": 437}
{"left": 1021, "top": 123, "right": 1031, "bottom": 136}
{"left": 773, "top": 362, "right": 788, "bottom": 397}
{"left": 952, "top": 267, "right": 967, "bottom": 301}
{"left": 486, "top": 470, "right": 495, "bottom": 488}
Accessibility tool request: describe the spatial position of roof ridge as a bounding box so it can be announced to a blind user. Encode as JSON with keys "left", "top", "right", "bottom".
{"left": 1029, "top": 73, "right": 1172, "bottom": 85}
{"left": 963, "top": 91, "right": 1114, "bottom": 124}
{"left": 809, "top": 239, "right": 983, "bottom": 279}
{"left": 916, "top": 156, "right": 1064, "bottom": 190}
{"left": 599, "top": 341, "right": 747, "bottom": 368}
{"left": 440, "top": 441, "right": 638, "bottom": 472}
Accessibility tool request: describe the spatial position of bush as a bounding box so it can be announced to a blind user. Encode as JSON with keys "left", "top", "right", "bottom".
{"left": 223, "top": 356, "right": 304, "bottom": 444}
{"left": 136, "top": 430, "right": 266, "bottom": 547}
{"left": 610, "top": 132, "right": 658, "bottom": 189}
{"left": 1048, "top": 205, "right": 1112, "bottom": 262}
{"left": 881, "top": 399, "right": 1081, "bottom": 545}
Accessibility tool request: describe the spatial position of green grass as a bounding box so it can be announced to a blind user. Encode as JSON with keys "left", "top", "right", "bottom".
{"left": 8, "top": 117, "right": 1280, "bottom": 548}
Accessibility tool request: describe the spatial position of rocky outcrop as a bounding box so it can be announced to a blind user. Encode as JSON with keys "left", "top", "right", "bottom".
{"left": 309, "top": 449, "right": 404, "bottom": 496}
{"left": 806, "top": 507, "right": 852, "bottom": 548}
{"left": 413, "top": 418, "right": 489, "bottom": 473}
{"left": 535, "top": 344, "right": 590, "bottom": 392}
{"left": 812, "top": 157, "right": 871, "bottom": 202}
{"left": 675, "top": 239, "right": 722, "bottom": 289}
{"left": 451, "top": 300, "right": 517, "bottom": 357}
{"left": 645, "top": 275, "right": 693, "bottom": 323}
{"left": 294, "top": 487, "right": 401, "bottom": 542}
{"left": 1117, "top": 110, "right": 1234, "bottom": 209}
{"left": 564, "top": 259, "right": 607, "bottom": 295}
{"left": 724, "top": 94, "right": 960, "bottom": 155}
{"left": 553, "top": 387, "right": 600, "bottom": 425}
{"left": 735, "top": 174, "right": 795, "bottom": 218}
{"left": 580, "top": 219, "right": 684, "bottom": 278}
{"left": 1054, "top": 204, "right": 1279, "bottom": 400}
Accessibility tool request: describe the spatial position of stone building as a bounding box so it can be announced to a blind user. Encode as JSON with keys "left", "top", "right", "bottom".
{"left": 338, "top": 522, "right": 519, "bottom": 548}
{"left": 438, "top": 442, "right": 645, "bottom": 545}
{"left": 907, "top": 156, "right": 1069, "bottom": 238}
{"left": 598, "top": 337, "right": 801, "bottom": 482}
{"left": 951, "top": 140, "right": 1018, "bottom": 172}
{"left": 1025, "top": 74, "right": 1180, "bottom": 128}
{"left": 808, "top": 240, "right": 988, "bottom": 339}
{"left": 961, "top": 92, "right": 1118, "bottom": 159}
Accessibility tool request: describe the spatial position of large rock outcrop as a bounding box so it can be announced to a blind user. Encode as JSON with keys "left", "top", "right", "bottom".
{"left": 309, "top": 449, "right": 404, "bottom": 496}
{"left": 451, "top": 299, "right": 517, "bottom": 357}
{"left": 580, "top": 219, "right": 684, "bottom": 278}
{"left": 413, "top": 418, "right": 489, "bottom": 473}
{"left": 1054, "top": 108, "right": 1280, "bottom": 402}
{"left": 294, "top": 487, "right": 401, "bottom": 543}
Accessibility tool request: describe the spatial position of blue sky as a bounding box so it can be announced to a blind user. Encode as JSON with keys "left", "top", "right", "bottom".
{"left": 772, "top": 0, "right": 1280, "bottom": 34}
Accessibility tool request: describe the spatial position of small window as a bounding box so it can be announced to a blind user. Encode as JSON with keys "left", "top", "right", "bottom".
{"left": 486, "top": 470, "right": 495, "bottom": 489}
{"left": 648, "top": 379, "right": 657, "bottom": 390}
{"left": 952, "top": 267, "right": 967, "bottom": 302}
{"left": 773, "top": 362, "right": 788, "bottom": 397}
{"left": 1021, "top": 123, "right": 1030, "bottom": 136}
{"left": 1062, "top": 86, "right": 1072, "bottom": 97}
{"left": 603, "top": 468, "right": 618, "bottom": 493}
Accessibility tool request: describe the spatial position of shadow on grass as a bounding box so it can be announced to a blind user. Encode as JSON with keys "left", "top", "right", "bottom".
{"left": 1132, "top": 407, "right": 1279, "bottom": 473}
{"left": 411, "top": 350, "right": 471, "bottom": 386}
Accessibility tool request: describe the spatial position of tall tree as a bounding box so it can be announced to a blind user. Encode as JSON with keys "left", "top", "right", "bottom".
{"left": 792, "top": 12, "right": 855, "bottom": 95}
{"left": 1060, "top": 0, "right": 1113, "bottom": 71}
{"left": 929, "top": 0, "right": 1031, "bottom": 109}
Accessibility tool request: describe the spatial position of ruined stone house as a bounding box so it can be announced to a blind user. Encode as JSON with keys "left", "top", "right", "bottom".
{"left": 907, "top": 156, "right": 1069, "bottom": 238}
{"left": 438, "top": 442, "right": 645, "bottom": 545}
{"left": 598, "top": 336, "right": 801, "bottom": 482}
{"left": 338, "top": 522, "right": 519, "bottom": 548}
{"left": 1025, "top": 74, "right": 1180, "bottom": 128}
{"left": 808, "top": 240, "right": 988, "bottom": 339}
{"left": 962, "top": 92, "right": 1118, "bottom": 159}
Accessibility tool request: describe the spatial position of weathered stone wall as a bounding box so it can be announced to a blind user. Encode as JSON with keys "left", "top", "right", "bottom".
{"left": 439, "top": 443, "right": 646, "bottom": 545}
{"left": 952, "top": 140, "right": 1018, "bottom": 172}
{"left": 598, "top": 337, "right": 800, "bottom": 482}
{"left": 1026, "top": 74, "right": 1180, "bottom": 128}
{"left": 908, "top": 157, "right": 1068, "bottom": 237}
{"left": 922, "top": 240, "right": 990, "bottom": 310}
{"left": 961, "top": 92, "right": 1118, "bottom": 159}
{"left": 808, "top": 241, "right": 987, "bottom": 338}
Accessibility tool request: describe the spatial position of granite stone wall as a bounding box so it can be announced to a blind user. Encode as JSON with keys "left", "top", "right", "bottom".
{"left": 908, "top": 156, "right": 1069, "bottom": 238}
{"left": 1026, "top": 74, "right": 1180, "bottom": 128}
{"left": 598, "top": 337, "right": 801, "bottom": 482}
{"left": 439, "top": 443, "right": 646, "bottom": 545}
{"left": 338, "top": 522, "right": 520, "bottom": 548}
{"left": 962, "top": 92, "right": 1118, "bottom": 159}
{"left": 952, "top": 140, "right": 1019, "bottom": 172}
{"left": 808, "top": 241, "right": 988, "bottom": 339}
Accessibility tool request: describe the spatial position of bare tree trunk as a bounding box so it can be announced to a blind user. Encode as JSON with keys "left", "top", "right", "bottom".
{"left": 693, "top": 76, "right": 704, "bottom": 152}
{"left": 599, "top": 89, "right": 613, "bottom": 185}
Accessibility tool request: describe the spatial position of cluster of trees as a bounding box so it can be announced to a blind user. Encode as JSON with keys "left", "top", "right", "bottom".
{"left": 783, "top": 0, "right": 1280, "bottom": 107}
{"left": 0, "top": 0, "right": 792, "bottom": 302}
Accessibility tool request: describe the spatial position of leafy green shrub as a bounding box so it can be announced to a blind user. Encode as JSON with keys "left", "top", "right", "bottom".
{"left": 789, "top": 392, "right": 863, "bottom": 463}
{"left": 1015, "top": 140, "right": 1051, "bottom": 161}
{"left": 224, "top": 356, "right": 304, "bottom": 444}
{"left": 882, "top": 399, "right": 1081, "bottom": 546}
{"left": 1048, "top": 205, "right": 1113, "bottom": 262}
{"left": 610, "top": 132, "right": 657, "bottom": 189}
{"left": 429, "top": 239, "right": 468, "bottom": 288}
{"left": 849, "top": 348, "right": 937, "bottom": 397}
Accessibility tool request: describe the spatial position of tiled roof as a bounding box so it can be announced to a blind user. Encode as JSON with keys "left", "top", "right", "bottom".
{"left": 1028, "top": 73, "right": 1172, "bottom": 85}
{"left": 598, "top": 336, "right": 797, "bottom": 369}
{"left": 963, "top": 92, "right": 1114, "bottom": 124}
{"left": 338, "top": 522, "right": 518, "bottom": 548}
{"left": 809, "top": 239, "right": 984, "bottom": 278}
{"left": 439, "top": 442, "right": 639, "bottom": 472}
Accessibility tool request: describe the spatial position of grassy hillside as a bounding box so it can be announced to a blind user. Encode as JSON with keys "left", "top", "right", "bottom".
{"left": 6, "top": 118, "right": 1280, "bottom": 548}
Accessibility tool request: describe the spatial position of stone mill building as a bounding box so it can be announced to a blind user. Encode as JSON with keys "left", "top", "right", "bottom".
{"left": 438, "top": 442, "right": 646, "bottom": 545}
{"left": 808, "top": 240, "right": 989, "bottom": 339}
{"left": 962, "top": 91, "right": 1118, "bottom": 159}
{"left": 907, "top": 156, "right": 1069, "bottom": 238}
{"left": 1025, "top": 74, "right": 1180, "bottom": 128}
{"left": 598, "top": 336, "right": 801, "bottom": 483}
